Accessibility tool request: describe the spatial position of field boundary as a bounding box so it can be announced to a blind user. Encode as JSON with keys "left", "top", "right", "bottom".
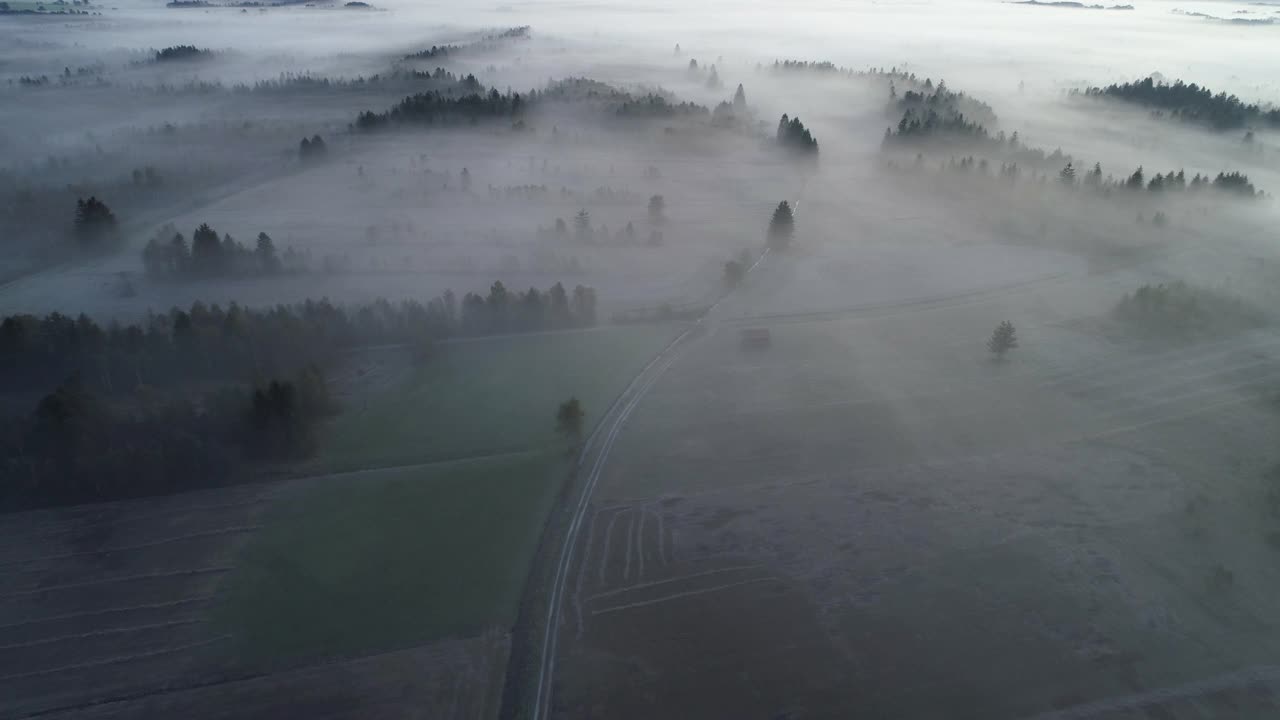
{"left": 501, "top": 237, "right": 778, "bottom": 720}
{"left": 496, "top": 323, "right": 694, "bottom": 720}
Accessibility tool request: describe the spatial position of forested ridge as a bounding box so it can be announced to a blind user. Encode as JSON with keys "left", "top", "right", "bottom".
{"left": 1081, "top": 77, "right": 1280, "bottom": 130}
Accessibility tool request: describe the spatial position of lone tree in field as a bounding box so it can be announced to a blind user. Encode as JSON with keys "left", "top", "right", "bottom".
{"left": 255, "top": 232, "right": 281, "bottom": 273}
{"left": 573, "top": 209, "right": 592, "bottom": 243}
{"left": 556, "top": 397, "right": 585, "bottom": 444}
{"left": 647, "top": 194, "right": 665, "bottom": 225}
{"left": 987, "top": 320, "right": 1018, "bottom": 359}
{"left": 767, "top": 200, "right": 795, "bottom": 250}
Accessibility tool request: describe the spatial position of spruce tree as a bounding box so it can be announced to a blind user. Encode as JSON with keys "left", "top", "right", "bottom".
{"left": 987, "top": 321, "right": 1018, "bottom": 359}
{"left": 767, "top": 201, "right": 795, "bottom": 250}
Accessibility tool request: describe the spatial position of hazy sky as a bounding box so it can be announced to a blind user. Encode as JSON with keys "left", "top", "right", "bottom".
{"left": 6, "top": 0, "right": 1279, "bottom": 100}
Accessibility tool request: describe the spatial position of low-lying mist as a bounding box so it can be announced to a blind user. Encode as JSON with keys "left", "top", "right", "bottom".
{"left": 3, "top": 0, "right": 1280, "bottom": 717}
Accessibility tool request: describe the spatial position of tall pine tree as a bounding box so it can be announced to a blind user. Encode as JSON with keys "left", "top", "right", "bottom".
{"left": 767, "top": 201, "right": 795, "bottom": 250}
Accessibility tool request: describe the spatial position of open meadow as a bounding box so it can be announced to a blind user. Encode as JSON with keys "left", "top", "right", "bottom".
{"left": 4, "top": 0, "right": 1280, "bottom": 717}
{"left": 551, "top": 245, "right": 1280, "bottom": 719}
{"left": 0, "top": 323, "right": 678, "bottom": 718}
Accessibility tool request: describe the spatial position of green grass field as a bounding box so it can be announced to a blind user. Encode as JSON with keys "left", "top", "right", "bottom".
{"left": 216, "top": 324, "right": 679, "bottom": 665}
{"left": 321, "top": 326, "right": 679, "bottom": 473}
{"left": 216, "top": 453, "right": 559, "bottom": 665}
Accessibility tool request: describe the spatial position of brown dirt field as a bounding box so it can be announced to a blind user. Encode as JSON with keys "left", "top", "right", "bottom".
{"left": 548, "top": 274, "right": 1280, "bottom": 719}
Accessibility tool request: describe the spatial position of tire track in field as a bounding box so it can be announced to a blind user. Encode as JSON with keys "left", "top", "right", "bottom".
{"left": 0, "top": 635, "right": 232, "bottom": 684}
{"left": 528, "top": 223, "right": 784, "bottom": 720}
{"left": 529, "top": 328, "right": 696, "bottom": 720}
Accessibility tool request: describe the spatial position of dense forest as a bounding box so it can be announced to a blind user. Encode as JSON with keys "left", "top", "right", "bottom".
{"left": 0, "top": 280, "right": 597, "bottom": 510}
{"left": 883, "top": 111, "right": 1071, "bottom": 171}
{"left": 882, "top": 74, "right": 1269, "bottom": 198}
{"left": 153, "top": 44, "right": 211, "bottom": 62}
{"left": 892, "top": 80, "right": 998, "bottom": 129}
{"left": 354, "top": 74, "right": 720, "bottom": 131}
{"left": 1081, "top": 77, "right": 1280, "bottom": 130}
{"left": 1114, "top": 281, "right": 1266, "bottom": 338}
{"left": 878, "top": 77, "right": 1073, "bottom": 170}
{"left": 11, "top": 65, "right": 469, "bottom": 96}
{"left": 404, "top": 44, "right": 460, "bottom": 61}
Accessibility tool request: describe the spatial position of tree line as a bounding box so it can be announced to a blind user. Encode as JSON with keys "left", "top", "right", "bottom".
{"left": 401, "top": 26, "right": 529, "bottom": 61}
{"left": 543, "top": 78, "right": 712, "bottom": 119}
{"left": 878, "top": 78, "right": 1078, "bottom": 171}
{"left": 615, "top": 94, "right": 709, "bottom": 118}
{"left": 133, "top": 67, "right": 464, "bottom": 97}
{"left": 354, "top": 75, "right": 732, "bottom": 133}
{"left": 142, "top": 222, "right": 301, "bottom": 279}
{"left": 887, "top": 107, "right": 991, "bottom": 143}
{"left": 1114, "top": 281, "right": 1266, "bottom": 338}
{"left": 892, "top": 79, "right": 998, "bottom": 129}
{"left": 153, "top": 45, "right": 212, "bottom": 62}
{"left": 354, "top": 82, "right": 526, "bottom": 131}
{"left": 404, "top": 44, "right": 460, "bottom": 61}
{"left": 1055, "top": 161, "right": 1260, "bottom": 197}
{"left": 907, "top": 154, "right": 1265, "bottom": 201}
{"left": 0, "top": 285, "right": 598, "bottom": 395}
{"left": 1081, "top": 77, "right": 1280, "bottom": 131}
{"left": 882, "top": 108, "right": 1072, "bottom": 170}
{"left": 766, "top": 60, "right": 919, "bottom": 87}
{"left": 0, "top": 281, "right": 597, "bottom": 510}
{"left": 0, "top": 366, "right": 333, "bottom": 511}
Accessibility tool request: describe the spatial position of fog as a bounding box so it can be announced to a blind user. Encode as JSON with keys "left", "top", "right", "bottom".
{"left": 4, "top": 0, "right": 1280, "bottom": 717}
{"left": 2, "top": 0, "right": 1277, "bottom": 310}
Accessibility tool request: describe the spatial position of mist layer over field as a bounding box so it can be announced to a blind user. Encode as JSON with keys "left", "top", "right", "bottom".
{"left": 2, "top": 0, "right": 1280, "bottom": 718}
